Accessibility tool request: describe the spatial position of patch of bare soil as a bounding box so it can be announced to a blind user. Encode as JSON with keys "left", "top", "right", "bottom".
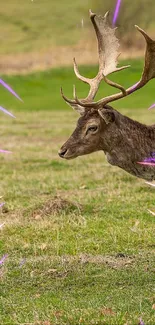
{"left": 79, "top": 253, "right": 134, "bottom": 269}
{"left": 31, "top": 196, "right": 82, "bottom": 218}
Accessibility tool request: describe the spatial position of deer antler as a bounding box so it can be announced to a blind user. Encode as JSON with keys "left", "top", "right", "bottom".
{"left": 73, "top": 25, "right": 155, "bottom": 108}
{"left": 61, "top": 10, "right": 130, "bottom": 109}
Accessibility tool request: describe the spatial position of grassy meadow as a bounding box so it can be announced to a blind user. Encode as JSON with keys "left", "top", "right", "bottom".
{"left": 0, "top": 0, "right": 154, "bottom": 56}
{"left": 0, "top": 0, "right": 92, "bottom": 55}
{"left": 0, "top": 62, "right": 155, "bottom": 325}
{"left": 1, "top": 59, "right": 155, "bottom": 112}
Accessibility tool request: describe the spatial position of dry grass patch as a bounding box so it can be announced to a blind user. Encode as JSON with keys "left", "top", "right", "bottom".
{"left": 0, "top": 109, "right": 155, "bottom": 325}
{"left": 30, "top": 196, "right": 83, "bottom": 219}
{"left": 79, "top": 253, "right": 134, "bottom": 269}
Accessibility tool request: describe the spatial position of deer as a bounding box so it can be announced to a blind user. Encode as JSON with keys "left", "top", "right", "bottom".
{"left": 58, "top": 10, "right": 155, "bottom": 182}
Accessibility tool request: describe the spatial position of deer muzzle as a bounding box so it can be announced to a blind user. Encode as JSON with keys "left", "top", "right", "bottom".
{"left": 58, "top": 148, "right": 68, "bottom": 158}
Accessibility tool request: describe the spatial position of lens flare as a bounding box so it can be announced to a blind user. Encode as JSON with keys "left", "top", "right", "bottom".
{"left": 148, "top": 103, "right": 155, "bottom": 109}
{"left": 0, "top": 254, "right": 8, "bottom": 265}
{"left": 138, "top": 161, "right": 155, "bottom": 166}
{"left": 19, "top": 258, "right": 26, "bottom": 268}
{"left": 113, "top": 0, "right": 122, "bottom": 26}
{"left": 130, "top": 82, "right": 140, "bottom": 92}
{"left": 0, "top": 222, "right": 5, "bottom": 229}
{"left": 0, "top": 150, "right": 12, "bottom": 154}
{"left": 139, "top": 318, "right": 145, "bottom": 325}
{"left": 0, "top": 106, "right": 15, "bottom": 118}
{"left": 138, "top": 154, "right": 155, "bottom": 166}
{"left": 0, "top": 79, "right": 23, "bottom": 102}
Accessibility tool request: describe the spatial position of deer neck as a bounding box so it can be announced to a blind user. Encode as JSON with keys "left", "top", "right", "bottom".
{"left": 101, "top": 112, "right": 155, "bottom": 180}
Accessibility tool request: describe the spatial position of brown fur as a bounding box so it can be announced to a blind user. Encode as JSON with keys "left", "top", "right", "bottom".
{"left": 59, "top": 12, "right": 155, "bottom": 181}
{"left": 59, "top": 106, "right": 155, "bottom": 181}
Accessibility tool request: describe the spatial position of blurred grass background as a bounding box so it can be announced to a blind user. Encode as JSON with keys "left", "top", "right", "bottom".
{"left": 0, "top": 0, "right": 155, "bottom": 74}
{"left": 0, "top": 0, "right": 90, "bottom": 54}
{"left": 1, "top": 1, "right": 155, "bottom": 325}
{"left": 2, "top": 60, "right": 155, "bottom": 112}
{"left": 0, "top": 0, "right": 154, "bottom": 55}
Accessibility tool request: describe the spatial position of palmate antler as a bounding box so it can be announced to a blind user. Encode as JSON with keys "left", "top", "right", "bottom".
{"left": 61, "top": 10, "right": 155, "bottom": 111}
{"left": 61, "top": 10, "right": 130, "bottom": 112}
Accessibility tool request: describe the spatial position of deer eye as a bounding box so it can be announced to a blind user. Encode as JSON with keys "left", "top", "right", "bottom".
{"left": 86, "top": 125, "right": 98, "bottom": 134}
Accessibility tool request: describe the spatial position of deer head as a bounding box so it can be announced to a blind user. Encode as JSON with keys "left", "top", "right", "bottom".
{"left": 59, "top": 10, "right": 155, "bottom": 160}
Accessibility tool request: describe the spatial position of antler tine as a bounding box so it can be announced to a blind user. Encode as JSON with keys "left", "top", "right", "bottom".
{"left": 135, "top": 25, "right": 152, "bottom": 43}
{"left": 60, "top": 87, "right": 76, "bottom": 105}
{"left": 61, "top": 10, "right": 130, "bottom": 108}
{"left": 70, "top": 75, "right": 128, "bottom": 108}
{"left": 115, "top": 65, "right": 131, "bottom": 73}
{"left": 75, "top": 25, "right": 155, "bottom": 108}
{"left": 73, "top": 58, "right": 103, "bottom": 102}
{"left": 61, "top": 12, "right": 155, "bottom": 110}
{"left": 90, "top": 10, "right": 129, "bottom": 76}
{"left": 103, "top": 75, "right": 127, "bottom": 96}
{"left": 73, "top": 58, "right": 92, "bottom": 85}
{"left": 136, "top": 25, "right": 155, "bottom": 82}
{"left": 69, "top": 67, "right": 130, "bottom": 108}
{"left": 73, "top": 85, "right": 86, "bottom": 106}
{"left": 73, "top": 58, "right": 98, "bottom": 101}
{"left": 89, "top": 10, "right": 107, "bottom": 73}
{"left": 61, "top": 85, "right": 90, "bottom": 108}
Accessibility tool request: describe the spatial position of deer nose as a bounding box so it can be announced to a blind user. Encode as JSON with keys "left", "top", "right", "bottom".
{"left": 58, "top": 148, "right": 68, "bottom": 158}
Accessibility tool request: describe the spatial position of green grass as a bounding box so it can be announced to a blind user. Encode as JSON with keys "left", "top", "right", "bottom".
{"left": 1, "top": 63, "right": 155, "bottom": 324}
{"left": 1, "top": 59, "right": 155, "bottom": 113}
{"left": 0, "top": 0, "right": 155, "bottom": 56}
{"left": 0, "top": 0, "right": 91, "bottom": 55}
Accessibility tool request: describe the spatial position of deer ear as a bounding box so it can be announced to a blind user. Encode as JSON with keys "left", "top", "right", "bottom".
{"left": 67, "top": 103, "right": 86, "bottom": 115}
{"left": 98, "top": 108, "right": 115, "bottom": 124}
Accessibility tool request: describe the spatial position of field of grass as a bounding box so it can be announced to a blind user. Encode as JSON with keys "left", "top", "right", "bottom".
{"left": 1, "top": 1, "right": 155, "bottom": 75}
{"left": 0, "top": 0, "right": 92, "bottom": 55}
{"left": 1, "top": 59, "right": 155, "bottom": 112}
{"left": 0, "top": 62, "right": 155, "bottom": 325}
{"left": 0, "top": 0, "right": 154, "bottom": 57}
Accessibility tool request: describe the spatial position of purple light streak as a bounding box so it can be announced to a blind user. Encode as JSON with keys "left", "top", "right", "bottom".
{"left": 19, "top": 258, "right": 26, "bottom": 268}
{"left": 113, "top": 0, "right": 122, "bottom": 26}
{"left": 0, "top": 79, "right": 23, "bottom": 102}
{"left": 138, "top": 153, "right": 155, "bottom": 166}
{"left": 0, "top": 149, "right": 12, "bottom": 154}
{"left": 139, "top": 318, "right": 145, "bottom": 325}
{"left": 0, "top": 254, "right": 8, "bottom": 265}
{"left": 148, "top": 103, "right": 155, "bottom": 110}
{"left": 0, "top": 106, "right": 15, "bottom": 118}
{"left": 0, "top": 76, "right": 19, "bottom": 216}
{"left": 0, "top": 222, "right": 5, "bottom": 229}
{"left": 138, "top": 161, "right": 155, "bottom": 166}
{"left": 130, "top": 82, "right": 139, "bottom": 92}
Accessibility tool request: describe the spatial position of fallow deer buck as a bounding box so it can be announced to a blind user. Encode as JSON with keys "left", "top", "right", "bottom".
{"left": 59, "top": 10, "right": 155, "bottom": 181}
